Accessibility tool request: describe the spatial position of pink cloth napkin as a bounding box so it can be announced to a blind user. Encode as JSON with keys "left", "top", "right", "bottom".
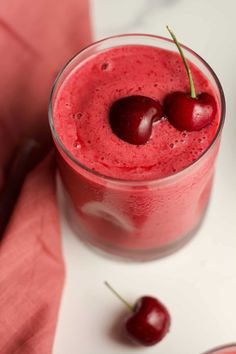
{"left": 0, "top": 1, "right": 92, "bottom": 353}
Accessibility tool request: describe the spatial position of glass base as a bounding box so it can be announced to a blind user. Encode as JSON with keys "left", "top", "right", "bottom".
{"left": 58, "top": 177, "right": 209, "bottom": 262}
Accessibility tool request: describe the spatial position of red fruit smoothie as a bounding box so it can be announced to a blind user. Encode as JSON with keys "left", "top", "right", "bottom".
{"left": 50, "top": 36, "right": 224, "bottom": 259}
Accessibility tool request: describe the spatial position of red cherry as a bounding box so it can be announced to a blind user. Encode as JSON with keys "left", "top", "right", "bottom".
{"left": 164, "top": 91, "right": 217, "bottom": 131}
{"left": 165, "top": 27, "right": 217, "bottom": 132}
{"left": 104, "top": 282, "right": 171, "bottom": 347}
{"left": 109, "top": 95, "right": 164, "bottom": 145}
{"left": 125, "top": 296, "right": 171, "bottom": 346}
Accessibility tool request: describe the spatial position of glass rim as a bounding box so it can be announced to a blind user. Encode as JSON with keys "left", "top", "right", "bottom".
{"left": 203, "top": 343, "right": 236, "bottom": 353}
{"left": 48, "top": 33, "right": 225, "bottom": 186}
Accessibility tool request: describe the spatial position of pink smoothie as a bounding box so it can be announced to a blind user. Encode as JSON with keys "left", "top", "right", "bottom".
{"left": 52, "top": 41, "right": 222, "bottom": 259}
{"left": 54, "top": 46, "right": 219, "bottom": 180}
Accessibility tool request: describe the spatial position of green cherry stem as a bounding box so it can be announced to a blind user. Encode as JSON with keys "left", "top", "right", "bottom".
{"left": 104, "top": 281, "right": 133, "bottom": 311}
{"left": 166, "top": 25, "right": 196, "bottom": 99}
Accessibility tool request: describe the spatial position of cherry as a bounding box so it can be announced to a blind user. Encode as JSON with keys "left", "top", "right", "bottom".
{"left": 164, "top": 26, "right": 216, "bottom": 131}
{"left": 109, "top": 95, "right": 164, "bottom": 145}
{"left": 125, "top": 296, "right": 171, "bottom": 346}
{"left": 164, "top": 91, "right": 217, "bottom": 131}
{"left": 104, "top": 281, "right": 170, "bottom": 346}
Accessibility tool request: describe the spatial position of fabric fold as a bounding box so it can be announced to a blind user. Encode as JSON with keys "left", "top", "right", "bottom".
{"left": 0, "top": 0, "right": 92, "bottom": 352}
{"left": 0, "top": 155, "right": 64, "bottom": 354}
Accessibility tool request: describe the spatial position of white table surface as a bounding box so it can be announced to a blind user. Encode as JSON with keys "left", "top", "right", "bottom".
{"left": 53, "top": 1, "right": 236, "bottom": 353}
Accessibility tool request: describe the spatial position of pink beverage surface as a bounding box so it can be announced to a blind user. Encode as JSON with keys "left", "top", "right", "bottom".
{"left": 54, "top": 45, "right": 219, "bottom": 181}
{"left": 53, "top": 44, "right": 221, "bottom": 254}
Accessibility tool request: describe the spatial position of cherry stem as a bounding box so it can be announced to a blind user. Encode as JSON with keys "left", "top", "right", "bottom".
{"left": 166, "top": 25, "right": 196, "bottom": 99}
{"left": 104, "top": 281, "right": 133, "bottom": 311}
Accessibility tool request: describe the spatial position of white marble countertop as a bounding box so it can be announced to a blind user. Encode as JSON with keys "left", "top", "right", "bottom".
{"left": 53, "top": 1, "right": 236, "bottom": 353}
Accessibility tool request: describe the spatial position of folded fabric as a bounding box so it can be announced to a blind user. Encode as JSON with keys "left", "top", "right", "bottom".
{"left": 0, "top": 155, "right": 64, "bottom": 354}
{"left": 0, "top": 0, "right": 92, "bottom": 189}
{"left": 0, "top": 0, "right": 92, "bottom": 353}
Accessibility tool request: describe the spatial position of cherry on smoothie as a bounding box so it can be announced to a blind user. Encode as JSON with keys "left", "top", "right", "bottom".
{"left": 104, "top": 281, "right": 171, "bottom": 346}
{"left": 109, "top": 95, "right": 164, "bottom": 145}
{"left": 164, "top": 26, "right": 216, "bottom": 131}
{"left": 164, "top": 91, "right": 217, "bottom": 131}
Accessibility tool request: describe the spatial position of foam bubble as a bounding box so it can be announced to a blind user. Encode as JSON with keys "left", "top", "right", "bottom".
{"left": 73, "top": 141, "right": 81, "bottom": 149}
{"left": 75, "top": 112, "right": 82, "bottom": 120}
{"left": 101, "top": 62, "right": 109, "bottom": 71}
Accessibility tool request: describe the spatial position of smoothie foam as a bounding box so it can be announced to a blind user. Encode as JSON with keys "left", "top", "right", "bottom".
{"left": 54, "top": 45, "right": 219, "bottom": 181}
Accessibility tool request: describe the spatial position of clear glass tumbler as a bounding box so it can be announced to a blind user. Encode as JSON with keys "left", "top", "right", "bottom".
{"left": 49, "top": 34, "right": 225, "bottom": 261}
